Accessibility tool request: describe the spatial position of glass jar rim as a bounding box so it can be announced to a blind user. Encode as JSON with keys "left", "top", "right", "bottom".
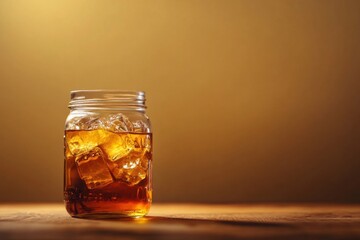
{"left": 69, "top": 89, "right": 146, "bottom": 111}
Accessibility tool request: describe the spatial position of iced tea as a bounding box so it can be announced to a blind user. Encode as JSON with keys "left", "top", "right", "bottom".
{"left": 64, "top": 129, "right": 152, "bottom": 218}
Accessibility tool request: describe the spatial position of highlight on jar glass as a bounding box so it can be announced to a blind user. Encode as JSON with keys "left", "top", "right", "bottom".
{"left": 64, "top": 90, "right": 152, "bottom": 218}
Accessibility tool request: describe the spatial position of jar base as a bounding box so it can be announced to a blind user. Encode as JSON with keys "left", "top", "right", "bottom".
{"left": 71, "top": 210, "right": 148, "bottom": 219}
{"left": 65, "top": 200, "right": 151, "bottom": 219}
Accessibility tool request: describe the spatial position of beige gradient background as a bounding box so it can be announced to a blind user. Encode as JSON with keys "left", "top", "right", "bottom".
{"left": 0, "top": 0, "right": 359, "bottom": 203}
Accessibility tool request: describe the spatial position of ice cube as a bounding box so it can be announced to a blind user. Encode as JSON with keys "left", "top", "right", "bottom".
{"left": 66, "top": 130, "right": 102, "bottom": 156}
{"left": 67, "top": 113, "right": 146, "bottom": 133}
{"left": 110, "top": 160, "right": 147, "bottom": 186}
{"left": 104, "top": 132, "right": 151, "bottom": 186}
{"left": 75, "top": 147, "right": 113, "bottom": 189}
{"left": 100, "top": 133, "right": 134, "bottom": 161}
{"left": 100, "top": 113, "right": 134, "bottom": 132}
{"left": 66, "top": 117, "right": 82, "bottom": 130}
{"left": 133, "top": 120, "right": 149, "bottom": 133}
{"left": 131, "top": 134, "right": 151, "bottom": 158}
{"left": 66, "top": 116, "right": 101, "bottom": 131}
{"left": 107, "top": 148, "right": 148, "bottom": 186}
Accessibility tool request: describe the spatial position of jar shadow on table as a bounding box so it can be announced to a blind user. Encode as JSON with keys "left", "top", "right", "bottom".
{"left": 81, "top": 215, "right": 290, "bottom": 228}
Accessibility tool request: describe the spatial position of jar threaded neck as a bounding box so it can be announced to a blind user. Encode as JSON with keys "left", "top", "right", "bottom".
{"left": 69, "top": 90, "right": 146, "bottom": 111}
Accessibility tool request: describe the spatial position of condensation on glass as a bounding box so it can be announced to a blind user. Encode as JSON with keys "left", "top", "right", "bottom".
{"left": 64, "top": 90, "right": 152, "bottom": 218}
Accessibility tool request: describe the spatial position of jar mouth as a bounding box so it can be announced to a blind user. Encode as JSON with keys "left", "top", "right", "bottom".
{"left": 69, "top": 90, "right": 146, "bottom": 111}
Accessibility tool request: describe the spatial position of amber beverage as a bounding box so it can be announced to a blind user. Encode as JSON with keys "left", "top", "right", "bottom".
{"left": 64, "top": 90, "right": 152, "bottom": 218}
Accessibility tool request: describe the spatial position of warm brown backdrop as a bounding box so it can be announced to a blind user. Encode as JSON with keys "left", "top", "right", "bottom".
{"left": 0, "top": 0, "right": 359, "bottom": 203}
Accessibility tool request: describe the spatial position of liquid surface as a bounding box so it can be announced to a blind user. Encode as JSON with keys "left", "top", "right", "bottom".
{"left": 64, "top": 129, "right": 152, "bottom": 217}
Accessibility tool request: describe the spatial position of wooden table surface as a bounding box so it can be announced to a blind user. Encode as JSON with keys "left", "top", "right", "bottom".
{"left": 0, "top": 203, "right": 359, "bottom": 239}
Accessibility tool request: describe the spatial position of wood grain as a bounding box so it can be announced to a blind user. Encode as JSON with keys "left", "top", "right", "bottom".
{"left": 0, "top": 204, "right": 359, "bottom": 239}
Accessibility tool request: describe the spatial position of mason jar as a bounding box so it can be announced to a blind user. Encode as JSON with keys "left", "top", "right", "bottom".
{"left": 64, "top": 90, "right": 152, "bottom": 218}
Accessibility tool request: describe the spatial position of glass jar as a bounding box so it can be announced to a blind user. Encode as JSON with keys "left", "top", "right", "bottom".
{"left": 64, "top": 90, "right": 152, "bottom": 218}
